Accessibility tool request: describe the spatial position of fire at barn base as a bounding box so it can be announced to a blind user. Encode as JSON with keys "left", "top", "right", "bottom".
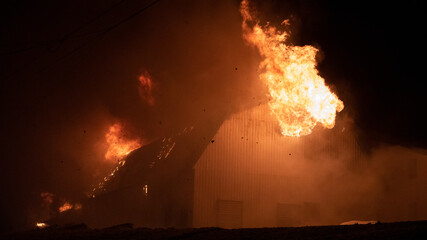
{"left": 44, "top": 104, "right": 427, "bottom": 229}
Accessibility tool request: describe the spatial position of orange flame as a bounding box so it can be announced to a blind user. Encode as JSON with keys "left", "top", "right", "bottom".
{"left": 59, "top": 202, "right": 72, "bottom": 213}
{"left": 105, "top": 123, "right": 142, "bottom": 162}
{"left": 240, "top": 0, "right": 344, "bottom": 137}
{"left": 91, "top": 123, "right": 143, "bottom": 196}
{"left": 36, "top": 222, "right": 48, "bottom": 228}
{"left": 138, "top": 71, "right": 155, "bottom": 106}
{"left": 58, "top": 201, "right": 82, "bottom": 213}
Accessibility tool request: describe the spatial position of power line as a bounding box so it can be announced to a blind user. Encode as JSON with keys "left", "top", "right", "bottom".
{"left": 99, "top": 0, "right": 161, "bottom": 36}
{"left": 34, "top": 0, "right": 162, "bottom": 74}
{"left": 4, "top": 0, "right": 162, "bottom": 80}
{"left": 0, "top": 0, "right": 126, "bottom": 56}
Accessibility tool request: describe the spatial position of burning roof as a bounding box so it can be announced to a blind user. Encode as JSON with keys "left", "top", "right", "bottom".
{"left": 92, "top": 119, "right": 224, "bottom": 197}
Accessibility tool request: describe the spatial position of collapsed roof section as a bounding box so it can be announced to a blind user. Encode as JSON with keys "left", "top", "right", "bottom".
{"left": 96, "top": 118, "right": 224, "bottom": 195}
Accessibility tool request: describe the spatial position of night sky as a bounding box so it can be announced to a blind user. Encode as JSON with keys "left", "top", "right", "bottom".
{"left": 1, "top": 0, "right": 426, "bottom": 232}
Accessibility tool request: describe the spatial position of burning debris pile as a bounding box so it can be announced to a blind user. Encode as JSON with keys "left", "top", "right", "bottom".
{"left": 35, "top": 122, "right": 142, "bottom": 226}
{"left": 36, "top": 192, "right": 83, "bottom": 228}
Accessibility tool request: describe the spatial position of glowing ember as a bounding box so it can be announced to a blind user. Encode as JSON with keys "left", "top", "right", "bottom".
{"left": 59, "top": 202, "right": 73, "bottom": 212}
{"left": 105, "top": 123, "right": 142, "bottom": 162}
{"left": 142, "top": 184, "right": 148, "bottom": 197}
{"left": 240, "top": 0, "right": 344, "bottom": 137}
{"left": 74, "top": 203, "right": 82, "bottom": 210}
{"left": 138, "top": 71, "right": 155, "bottom": 106}
{"left": 40, "top": 192, "right": 54, "bottom": 206}
{"left": 340, "top": 220, "right": 378, "bottom": 225}
{"left": 36, "top": 222, "right": 48, "bottom": 228}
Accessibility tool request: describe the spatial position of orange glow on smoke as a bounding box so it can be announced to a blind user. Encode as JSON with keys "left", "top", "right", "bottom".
{"left": 240, "top": 0, "right": 344, "bottom": 137}
{"left": 105, "top": 123, "right": 142, "bottom": 162}
{"left": 59, "top": 202, "right": 72, "bottom": 213}
{"left": 138, "top": 71, "right": 155, "bottom": 106}
{"left": 40, "top": 192, "right": 54, "bottom": 205}
{"left": 74, "top": 203, "right": 82, "bottom": 210}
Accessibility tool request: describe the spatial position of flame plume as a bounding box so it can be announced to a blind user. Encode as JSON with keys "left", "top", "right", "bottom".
{"left": 240, "top": 0, "right": 344, "bottom": 137}
{"left": 91, "top": 122, "right": 143, "bottom": 196}
{"left": 59, "top": 202, "right": 72, "bottom": 213}
{"left": 138, "top": 71, "right": 155, "bottom": 106}
{"left": 105, "top": 123, "right": 142, "bottom": 162}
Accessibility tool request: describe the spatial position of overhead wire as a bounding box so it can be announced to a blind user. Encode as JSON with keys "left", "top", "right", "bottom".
{"left": 32, "top": 0, "right": 162, "bottom": 75}
{"left": 3, "top": 0, "right": 162, "bottom": 80}
{"left": 0, "top": 0, "right": 127, "bottom": 57}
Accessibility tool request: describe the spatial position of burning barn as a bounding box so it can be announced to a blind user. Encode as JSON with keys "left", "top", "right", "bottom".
{"left": 5, "top": 0, "right": 426, "bottom": 233}
{"left": 51, "top": 0, "right": 427, "bottom": 229}
{"left": 79, "top": 103, "right": 427, "bottom": 229}
{"left": 82, "top": 103, "right": 356, "bottom": 228}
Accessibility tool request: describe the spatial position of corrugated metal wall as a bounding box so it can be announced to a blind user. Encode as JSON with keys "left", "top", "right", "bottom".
{"left": 193, "top": 104, "right": 427, "bottom": 227}
{"left": 193, "top": 104, "right": 366, "bottom": 228}
{"left": 194, "top": 105, "right": 317, "bottom": 228}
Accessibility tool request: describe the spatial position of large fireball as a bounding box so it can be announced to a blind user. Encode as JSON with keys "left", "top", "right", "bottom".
{"left": 241, "top": 0, "right": 344, "bottom": 137}
{"left": 105, "top": 123, "right": 142, "bottom": 162}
